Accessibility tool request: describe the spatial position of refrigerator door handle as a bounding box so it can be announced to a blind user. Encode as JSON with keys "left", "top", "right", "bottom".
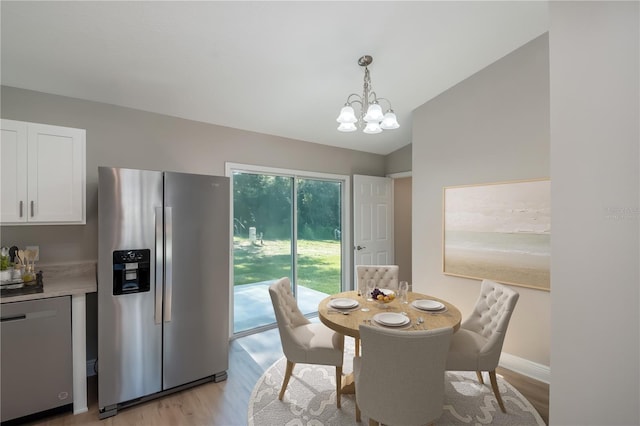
{"left": 155, "top": 207, "right": 163, "bottom": 325}
{"left": 164, "top": 206, "right": 173, "bottom": 323}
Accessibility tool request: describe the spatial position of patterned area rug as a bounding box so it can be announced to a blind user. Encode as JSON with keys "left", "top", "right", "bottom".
{"left": 248, "top": 339, "right": 545, "bottom": 425}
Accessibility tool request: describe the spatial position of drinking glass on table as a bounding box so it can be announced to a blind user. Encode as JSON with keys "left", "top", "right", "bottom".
{"left": 366, "top": 280, "right": 375, "bottom": 302}
{"left": 399, "top": 281, "right": 409, "bottom": 304}
{"left": 360, "top": 280, "right": 375, "bottom": 312}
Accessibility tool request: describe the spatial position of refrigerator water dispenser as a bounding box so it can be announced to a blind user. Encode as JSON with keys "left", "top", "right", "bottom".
{"left": 112, "top": 249, "right": 151, "bottom": 295}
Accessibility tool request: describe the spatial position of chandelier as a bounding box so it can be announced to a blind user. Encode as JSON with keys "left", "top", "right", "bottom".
{"left": 336, "top": 55, "right": 400, "bottom": 134}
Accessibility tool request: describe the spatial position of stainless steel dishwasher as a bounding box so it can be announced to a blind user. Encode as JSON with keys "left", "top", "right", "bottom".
{"left": 1, "top": 296, "right": 73, "bottom": 422}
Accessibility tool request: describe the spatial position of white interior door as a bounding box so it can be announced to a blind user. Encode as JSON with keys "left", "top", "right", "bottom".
{"left": 353, "top": 175, "right": 394, "bottom": 268}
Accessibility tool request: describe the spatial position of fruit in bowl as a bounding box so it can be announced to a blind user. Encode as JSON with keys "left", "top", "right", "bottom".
{"left": 371, "top": 288, "right": 396, "bottom": 303}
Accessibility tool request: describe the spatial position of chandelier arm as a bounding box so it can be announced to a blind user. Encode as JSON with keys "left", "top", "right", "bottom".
{"left": 368, "top": 90, "right": 380, "bottom": 104}
{"left": 345, "top": 93, "right": 363, "bottom": 106}
{"left": 376, "top": 97, "right": 394, "bottom": 111}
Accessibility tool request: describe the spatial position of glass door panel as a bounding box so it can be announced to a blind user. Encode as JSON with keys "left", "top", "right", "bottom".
{"left": 295, "top": 178, "right": 342, "bottom": 315}
{"left": 232, "top": 172, "right": 292, "bottom": 334}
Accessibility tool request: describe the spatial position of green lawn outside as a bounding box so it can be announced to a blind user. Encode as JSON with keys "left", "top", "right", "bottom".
{"left": 233, "top": 237, "right": 341, "bottom": 294}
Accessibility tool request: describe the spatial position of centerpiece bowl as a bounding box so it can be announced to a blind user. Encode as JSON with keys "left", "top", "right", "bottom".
{"left": 371, "top": 288, "right": 396, "bottom": 306}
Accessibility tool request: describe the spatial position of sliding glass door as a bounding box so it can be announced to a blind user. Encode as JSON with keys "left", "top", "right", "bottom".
{"left": 227, "top": 164, "right": 350, "bottom": 335}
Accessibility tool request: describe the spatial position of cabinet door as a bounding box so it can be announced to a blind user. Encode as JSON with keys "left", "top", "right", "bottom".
{"left": 27, "top": 123, "right": 86, "bottom": 223}
{"left": 0, "top": 119, "right": 28, "bottom": 223}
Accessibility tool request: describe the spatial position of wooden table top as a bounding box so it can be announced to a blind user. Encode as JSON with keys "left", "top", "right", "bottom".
{"left": 318, "top": 290, "right": 462, "bottom": 339}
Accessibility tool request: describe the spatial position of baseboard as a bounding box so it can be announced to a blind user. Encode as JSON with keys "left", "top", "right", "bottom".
{"left": 87, "top": 358, "right": 97, "bottom": 377}
{"left": 499, "top": 352, "right": 550, "bottom": 384}
{"left": 83, "top": 353, "right": 549, "bottom": 383}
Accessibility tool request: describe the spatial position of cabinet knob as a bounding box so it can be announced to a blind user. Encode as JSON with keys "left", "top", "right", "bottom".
{"left": 30, "top": 201, "right": 34, "bottom": 217}
{"left": 19, "top": 201, "right": 23, "bottom": 218}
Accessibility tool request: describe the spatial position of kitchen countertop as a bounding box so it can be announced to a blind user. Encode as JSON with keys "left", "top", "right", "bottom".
{"left": 0, "top": 261, "right": 96, "bottom": 303}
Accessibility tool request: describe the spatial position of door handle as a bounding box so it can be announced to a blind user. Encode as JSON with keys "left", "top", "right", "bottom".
{"left": 355, "top": 245, "right": 366, "bottom": 251}
{"left": 30, "top": 201, "right": 34, "bottom": 217}
{"left": 1, "top": 314, "right": 26, "bottom": 323}
{"left": 155, "top": 207, "right": 163, "bottom": 325}
{"left": 164, "top": 206, "right": 173, "bottom": 323}
{"left": 19, "top": 201, "right": 23, "bottom": 218}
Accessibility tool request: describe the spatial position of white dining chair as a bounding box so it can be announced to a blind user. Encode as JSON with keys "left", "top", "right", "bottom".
{"left": 354, "top": 324, "right": 453, "bottom": 426}
{"left": 268, "top": 277, "right": 345, "bottom": 408}
{"left": 445, "top": 279, "right": 519, "bottom": 412}
{"left": 356, "top": 265, "right": 399, "bottom": 293}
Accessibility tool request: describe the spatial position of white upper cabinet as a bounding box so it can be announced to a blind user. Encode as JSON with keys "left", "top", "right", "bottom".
{"left": 1, "top": 120, "right": 28, "bottom": 223}
{"left": 1, "top": 119, "right": 86, "bottom": 225}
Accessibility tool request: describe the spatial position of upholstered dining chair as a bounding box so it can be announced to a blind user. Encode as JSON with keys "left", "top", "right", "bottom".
{"left": 268, "top": 277, "right": 345, "bottom": 408}
{"left": 356, "top": 264, "right": 399, "bottom": 293}
{"left": 446, "top": 279, "right": 519, "bottom": 413}
{"left": 354, "top": 324, "right": 453, "bottom": 426}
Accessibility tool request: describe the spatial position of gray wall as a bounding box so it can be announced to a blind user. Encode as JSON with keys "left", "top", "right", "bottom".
{"left": 549, "top": 2, "right": 639, "bottom": 424}
{"left": 385, "top": 143, "right": 412, "bottom": 175}
{"left": 412, "top": 33, "right": 551, "bottom": 366}
{"left": 0, "top": 86, "right": 387, "bottom": 361}
{"left": 388, "top": 144, "right": 413, "bottom": 284}
{"left": 393, "top": 177, "right": 412, "bottom": 284}
{"left": 0, "top": 86, "right": 385, "bottom": 263}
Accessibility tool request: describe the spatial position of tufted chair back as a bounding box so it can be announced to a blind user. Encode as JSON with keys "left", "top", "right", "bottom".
{"left": 356, "top": 265, "right": 399, "bottom": 292}
{"left": 445, "top": 279, "right": 519, "bottom": 413}
{"left": 269, "top": 277, "right": 311, "bottom": 361}
{"left": 269, "top": 277, "right": 310, "bottom": 330}
{"left": 268, "top": 277, "right": 345, "bottom": 407}
{"left": 462, "top": 279, "right": 519, "bottom": 356}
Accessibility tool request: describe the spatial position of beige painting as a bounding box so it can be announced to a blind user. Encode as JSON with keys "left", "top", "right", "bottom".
{"left": 443, "top": 179, "right": 550, "bottom": 291}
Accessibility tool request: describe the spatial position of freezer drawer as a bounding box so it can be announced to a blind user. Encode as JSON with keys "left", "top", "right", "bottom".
{"left": 1, "top": 296, "right": 73, "bottom": 422}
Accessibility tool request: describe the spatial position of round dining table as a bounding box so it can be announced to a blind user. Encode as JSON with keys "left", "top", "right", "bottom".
{"left": 318, "top": 290, "right": 462, "bottom": 394}
{"left": 319, "top": 290, "right": 462, "bottom": 339}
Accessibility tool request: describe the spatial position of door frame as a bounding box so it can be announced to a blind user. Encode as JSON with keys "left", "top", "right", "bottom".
{"left": 225, "top": 162, "right": 351, "bottom": 337}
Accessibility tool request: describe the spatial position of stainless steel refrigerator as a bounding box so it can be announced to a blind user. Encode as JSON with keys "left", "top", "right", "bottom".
{"left": 97, "top": 167, "right": 229, "bottom": 418}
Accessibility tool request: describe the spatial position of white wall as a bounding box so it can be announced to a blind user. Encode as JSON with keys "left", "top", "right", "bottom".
{"left": 549, "top": 2, "right": 639, "bottom": 424}
{"left": 412, "top": 33, "right": 551, "bottom": 368}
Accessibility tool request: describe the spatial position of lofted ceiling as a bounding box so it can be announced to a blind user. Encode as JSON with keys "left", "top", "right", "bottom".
{"left": 1, "top": 1, "right": 549, "bottom": 155}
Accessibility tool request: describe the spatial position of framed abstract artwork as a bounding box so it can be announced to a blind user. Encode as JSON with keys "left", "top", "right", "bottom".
{"left": 443, "top": 179, "right": 550, "bottom": 291}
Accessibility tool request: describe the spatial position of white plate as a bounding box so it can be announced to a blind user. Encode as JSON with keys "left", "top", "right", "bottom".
{"left": 412, "top": 300, "right": 445, "bottom": 311}
{"left": 329, "top": 298, "right": 358, "bottom": 309}
{"left": 373, "top": 312, "right": 410, "bottom": 327}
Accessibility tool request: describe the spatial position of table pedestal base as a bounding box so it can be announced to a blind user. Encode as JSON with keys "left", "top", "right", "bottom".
{"left": 341, "top": 373, "right": 356, "bottom": 394}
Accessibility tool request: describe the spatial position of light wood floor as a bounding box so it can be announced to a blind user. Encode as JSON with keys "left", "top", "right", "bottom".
{"left": 28, "top": 327, "right": 549, "bottom": 425}
{"left": 496, "top": 366, "right": 549, "bottom": 425}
